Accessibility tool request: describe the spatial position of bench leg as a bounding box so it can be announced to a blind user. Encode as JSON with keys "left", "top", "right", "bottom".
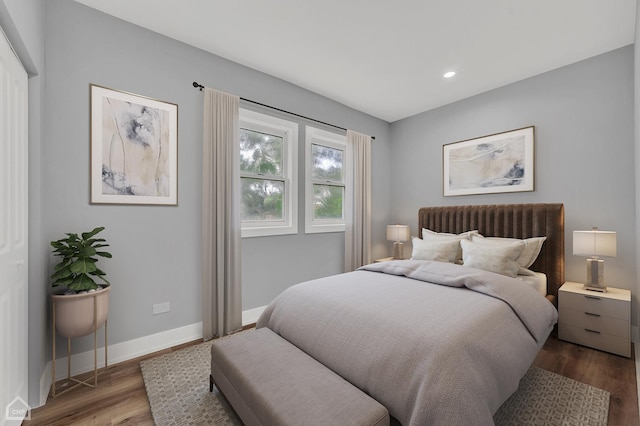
{"left": 210, "top": 374, "right": 214, "bottom": 392}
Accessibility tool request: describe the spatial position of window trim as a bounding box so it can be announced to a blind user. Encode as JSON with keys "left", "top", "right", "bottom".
{"left": 305, "top": 126, "right": 347, "bottom": 234}
{"left": 240, "top": 108, "right": 298, "bottom": 238}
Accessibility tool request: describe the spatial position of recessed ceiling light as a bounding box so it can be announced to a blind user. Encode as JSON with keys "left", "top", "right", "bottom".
{"left": 443, "top": 71, "right": 456, "bottom": 79}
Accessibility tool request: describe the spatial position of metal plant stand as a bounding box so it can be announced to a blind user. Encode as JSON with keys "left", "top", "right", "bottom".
{"left": 51, "top": 292, "right": 108, "bottom": 398}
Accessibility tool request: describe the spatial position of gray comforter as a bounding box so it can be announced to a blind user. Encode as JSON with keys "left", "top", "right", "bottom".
{"left": 257, "top": 260, "right": 558, "bottom": 426}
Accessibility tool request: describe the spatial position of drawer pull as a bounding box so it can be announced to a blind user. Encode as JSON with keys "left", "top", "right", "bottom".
{"left": 585, "top": 328, "right": 601, "bottom": 334}
{"left": 584, "top": 312, "right": 601, "bottom": 317}
{"left": 584, "top": 295, "right": 601, "bottom": 300}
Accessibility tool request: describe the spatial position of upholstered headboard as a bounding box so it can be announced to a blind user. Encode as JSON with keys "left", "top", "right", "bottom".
{"left": 418, "top": 203, "right": 564, "bottom": 303}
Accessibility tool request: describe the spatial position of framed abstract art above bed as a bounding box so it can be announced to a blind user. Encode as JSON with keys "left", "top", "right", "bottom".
{"left": 443, "top": 126, "right": 535, "bottom": 197}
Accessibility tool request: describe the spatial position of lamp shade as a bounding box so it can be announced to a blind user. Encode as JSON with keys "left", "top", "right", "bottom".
{"left": 573, "top": 229, "right": 616, "bottom": 258}
{"left": 387, "top": 225, "right": 410, "bottom": 242}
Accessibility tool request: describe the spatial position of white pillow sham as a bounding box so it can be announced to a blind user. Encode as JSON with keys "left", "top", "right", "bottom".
{"left": 460, "top": 238, "right": 525, "bottom": 278}
{"left": 411, "top": 238, "right": 461, "bottom": 263}
{"left": 471, "top": 234, "right": 546, "bottom": 269}
{"left": 421, "top": 229, "right": 479, "bottom": 261}
{"left": 422, "top": 229, "right": 479, "bottom": 240}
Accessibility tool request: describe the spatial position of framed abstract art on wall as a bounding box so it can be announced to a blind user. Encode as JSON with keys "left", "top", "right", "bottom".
{"left": 443, "top": 126, "right": 534, "bottom": 196}
{"left": 90, "top": 84, "right": 178, "bottom": 205}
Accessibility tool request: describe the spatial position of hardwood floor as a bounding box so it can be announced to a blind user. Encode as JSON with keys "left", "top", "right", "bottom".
{"left": 28, "top": 335, "right": 638, "bottom": 425}
{"left": 27, "top": 340, "right": 201, "bottom": 426}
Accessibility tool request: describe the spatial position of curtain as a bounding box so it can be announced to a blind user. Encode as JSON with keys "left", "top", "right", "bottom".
{"left": 345, "top": 130, "right": 372, "bottom": 272}
{"left": 202, "top": 87, "right": 242, "bottom": 340}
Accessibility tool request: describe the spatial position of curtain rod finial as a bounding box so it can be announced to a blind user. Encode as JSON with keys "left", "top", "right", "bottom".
{"left": 192, "top": 81, "right": 204, "bottom": 91}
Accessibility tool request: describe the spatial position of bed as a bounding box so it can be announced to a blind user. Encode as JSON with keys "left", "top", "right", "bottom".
{"left": 251, "top": 203, "right": 563, "bottom": 425}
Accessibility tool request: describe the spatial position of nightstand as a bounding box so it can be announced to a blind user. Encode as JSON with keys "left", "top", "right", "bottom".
{"left": 558, "top": 281, "right": 631, "bottom": 357}
{"left": 374, "top": 257, "right": 395, "bottom": 263}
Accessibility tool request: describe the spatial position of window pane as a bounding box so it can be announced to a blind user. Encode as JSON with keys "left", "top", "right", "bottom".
{"left": 241, "top": 178, "right": 284, "bottom": 221}
{"left": 312, "top": 184, "right": 343, "bottom": 220}
{"left": 311, "top": 144, "right": 343, "bottom": 181}
{"left": 240, "top": 128, "right": 283, "bottom": 176}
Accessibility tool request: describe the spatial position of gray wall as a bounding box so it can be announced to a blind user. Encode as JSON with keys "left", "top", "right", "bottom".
{"left": 0, "top": 0, "right": 47, "bottom": 407}
{"left": 44, "top": 0, "right": 391, "bottom": 359}
{"left": 390, "top": 46, "right": 636, "bottom": 324}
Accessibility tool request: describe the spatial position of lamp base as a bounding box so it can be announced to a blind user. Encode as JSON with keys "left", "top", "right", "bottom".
{"left": 392, "top": 242, "right": 405, "bottom": 260}
{"left": 584, "top": 258, "right": 607, "bottom": 293}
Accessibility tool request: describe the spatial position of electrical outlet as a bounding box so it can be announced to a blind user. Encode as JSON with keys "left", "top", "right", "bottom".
{"left": 153, "top": 302, "right": 170, "bottom": 315}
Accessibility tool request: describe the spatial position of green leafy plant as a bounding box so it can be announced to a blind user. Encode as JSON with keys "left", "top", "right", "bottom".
{"left": 50, "top": 226, "right": 112, "bottom": 291}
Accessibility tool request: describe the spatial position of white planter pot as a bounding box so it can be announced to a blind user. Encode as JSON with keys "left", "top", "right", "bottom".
{"left": 51, "top": 286, "right": 110, "bottom": 338}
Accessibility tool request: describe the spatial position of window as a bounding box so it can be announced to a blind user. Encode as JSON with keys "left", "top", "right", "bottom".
{"left": 240, "top": 109, "right": 298, "bottom": 237}
{"left": 305, "top": 126, "right": 347, "bottom": 233}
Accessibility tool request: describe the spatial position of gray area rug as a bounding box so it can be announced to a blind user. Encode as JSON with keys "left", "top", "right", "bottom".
{"left": 493, "top": 366, "right": 609, "bottom": 425}
{"left": 141, "top": 334, "right": 610, "bottom": 426}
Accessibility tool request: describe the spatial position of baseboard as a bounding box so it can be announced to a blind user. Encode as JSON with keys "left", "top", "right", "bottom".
{"left": 35, "top": 307, "right": 268, "bottom": 408}
{"left": 38, "top": 362, "right": 52, "bottom": 408}
{"left": 54, "top": 322, "right": 203, "bottom": 380}
{"left": 242, "top": 305, "right": 266, "bottom": 326}
{"left": 33, "top": 322, "right": 203, "bottom": 409}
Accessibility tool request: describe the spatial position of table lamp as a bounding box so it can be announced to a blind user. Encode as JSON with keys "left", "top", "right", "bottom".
{"left": 387, "top": 225, "right": 410, "bottom": 260}
{"left": 573, "top": 228, "right": 616, "bottom": 292}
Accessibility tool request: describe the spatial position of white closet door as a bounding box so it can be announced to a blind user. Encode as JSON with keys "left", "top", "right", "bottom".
{"left": 0, "top": 26, "right": 28, "bottom": 425}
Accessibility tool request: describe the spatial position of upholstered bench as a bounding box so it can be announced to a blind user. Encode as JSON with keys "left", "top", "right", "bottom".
{"left": 210, "top": 327, "right": 390, "bottom": 426}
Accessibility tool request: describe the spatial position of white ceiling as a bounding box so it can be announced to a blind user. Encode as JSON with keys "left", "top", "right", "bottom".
{"left": 74, "top": 0, "right": 637, "bottom": 122}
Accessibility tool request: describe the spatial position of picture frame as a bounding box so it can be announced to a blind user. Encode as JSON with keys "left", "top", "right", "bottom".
{"left": 90, "top": 84, "right": 178, "bottom": 205}
{"left": 443, "top": 126, "right": 534, "bottom": 197}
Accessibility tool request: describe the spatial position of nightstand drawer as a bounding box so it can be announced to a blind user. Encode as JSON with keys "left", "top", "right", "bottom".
{"left": 559, "top": 291, "right": 629, "bottom": 321}
{"left": 559, "top": 323, "right": 630, "bottom": 357}
{"left": 559, "top": 307, "right": 629, "bottom": 338}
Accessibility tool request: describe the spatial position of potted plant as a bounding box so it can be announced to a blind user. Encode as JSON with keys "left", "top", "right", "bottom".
{"left": 50, "top": 226, "right": 112, "bottom": 338}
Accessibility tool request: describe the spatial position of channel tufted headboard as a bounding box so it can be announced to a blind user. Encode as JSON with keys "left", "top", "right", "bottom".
{"left": 418, "top": 203, "right": 564, "bottom": 304}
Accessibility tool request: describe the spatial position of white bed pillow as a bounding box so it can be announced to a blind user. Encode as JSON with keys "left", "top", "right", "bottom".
{"left": 422, "top": 229, "right": 479, "bottom": 240}
{"left": 411, "top": 237, "right": 460, "bottom": 263}
{"left": 460, "top": 238, "right": 525, "bottom": 278}
{"left": 421, "top": 229, "right": 479, "bottom": 262}
{"left": 471, "top": 234, "right": 546, "bottom": 269}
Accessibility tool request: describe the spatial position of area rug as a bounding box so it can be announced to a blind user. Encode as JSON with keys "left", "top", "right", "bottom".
{"left": 141, "top": 333, "right": 610, "bottom": 426}
{"left": 493, "top": 366, "right": 609, "bottom": 425}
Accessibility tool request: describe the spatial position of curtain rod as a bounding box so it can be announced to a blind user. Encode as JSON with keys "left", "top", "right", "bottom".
{"left": 192, "top": 82, "right": 375, "bottom": 140}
